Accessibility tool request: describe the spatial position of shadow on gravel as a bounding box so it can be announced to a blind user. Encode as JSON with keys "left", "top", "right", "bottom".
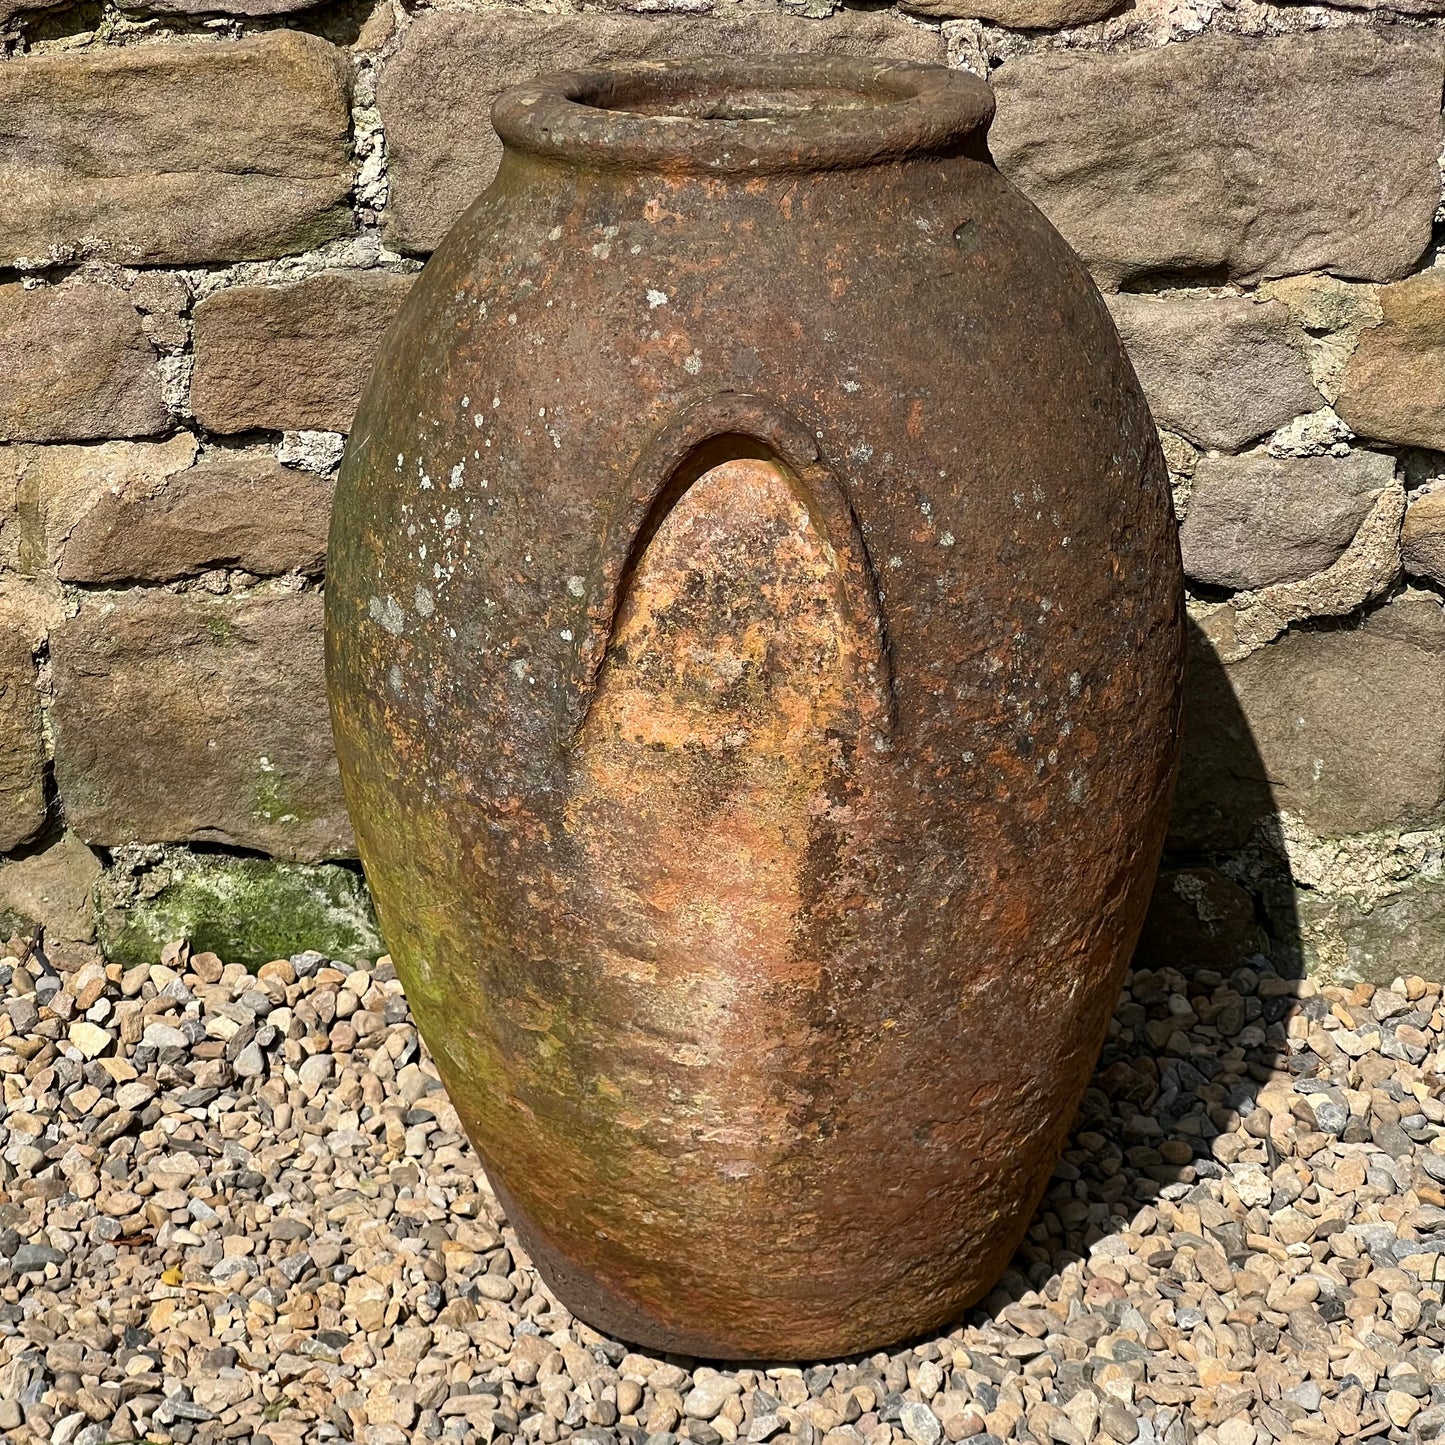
{"left": 978, "top": 615, "right": 1303, "bottom": 1316}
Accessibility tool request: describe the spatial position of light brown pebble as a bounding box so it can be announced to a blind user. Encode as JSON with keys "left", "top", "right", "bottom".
{"left": 1385, "top": 1391, "right": 1420, "bottom": 1428}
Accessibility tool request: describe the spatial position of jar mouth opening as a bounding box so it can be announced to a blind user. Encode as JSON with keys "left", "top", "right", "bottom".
{"left": 491, "top": 56, "right": 995, "bottom": 176}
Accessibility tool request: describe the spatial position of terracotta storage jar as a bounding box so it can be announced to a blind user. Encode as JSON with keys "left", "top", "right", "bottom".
{"left": 327, "top": 56, "right": 1183, "bottom": 1359}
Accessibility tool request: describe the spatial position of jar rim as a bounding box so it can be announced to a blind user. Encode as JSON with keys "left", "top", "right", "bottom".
{"left": 490, "top": 56, "right": 995, "bottom": 176}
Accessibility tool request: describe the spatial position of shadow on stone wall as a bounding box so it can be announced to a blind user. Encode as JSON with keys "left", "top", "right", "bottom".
{"left": 976, "top": 617, "right": 1302, "bottom": 1315}
{"left": 1152, "top": 615, "right": 1302, "bottom": 979}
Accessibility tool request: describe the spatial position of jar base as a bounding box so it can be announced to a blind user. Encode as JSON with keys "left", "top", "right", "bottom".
{"left": 487, "top": 1172, "right": 976, "bottom": 1362}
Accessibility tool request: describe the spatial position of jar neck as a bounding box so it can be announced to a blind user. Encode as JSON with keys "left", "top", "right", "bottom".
{"left": 490, "top": 57, "right": 995, "bottom": 180}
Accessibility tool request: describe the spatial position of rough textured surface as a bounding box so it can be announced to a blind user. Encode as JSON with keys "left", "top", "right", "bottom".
{"left": 0, "top": 32, "right": 353, "bottom": 267}
{"left": 1402, "top": 488, "right": 1445, "bottom": 587}
{"left": 97, "top": 854, "right": 380, "bottom": 970}
{"left": 191, "top": 271, "right": 416, "bottom": 434}
{"left": 0, "top": 0, "right": 69, "bottom": 25}
{"left": 991, "top": 31, "right": 1444, "bottom": 288}
{"left": 51, "top": 589, "right": 351, "bottom": 862}
{"left": 1205, "top": 484, "right": 1406, "bottom": 658}
{"left": 16, "top": 436, "right": 333, "bottom": 583}
{"left": 0, "top": 0, "right": 1434, "bottom": 1012}
{"left": 0, "top": 832, "right": 100, "bottom": 946}
{"left": 1303, "top": 879, "right": 1445, "bottom": 984}
{"left": 1134, "top": 866, "right": 1263, "bottom": 974}
{"left": 1337, "top": 268, "right": 1445, "bottom": 450}
{"left": 1180, "top": 619, "right": 1445, "bottom": 843}
{"left": 901, "top": 0, "right": 1118, "bottom": 22}
{"left": 0, "top": 18, "right": 1444, "bottom": 1420}
{"left": 1106, "top": 295, "right": 1320, "bottom": 451}
{"left": 0, "top": 284, "right": 169, "bottom": 444}
{"left": 378, "top": 11, "right": 947, "bottom": 252}
{"left": 118, "top": 0, "right": 323, "bottom": 13}
{"left": 0, "top": 943, "right": 1442, "bottom": 1445}
{"left": 0, "top": 605, "right": 45, "bottom": 855}
{"left": 1180, "top": 451, "right": 1395, "bottom": 591}
{"left": 333, "top": 56, "right": 1182, "bottom": 1359}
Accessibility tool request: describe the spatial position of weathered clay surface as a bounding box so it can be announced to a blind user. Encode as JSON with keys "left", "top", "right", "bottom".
{"left": 991, "top": 31, "right": 1444, "bottom": 288}
{"left": 330, "top": 58, "right": 1182, "bottom": 1357}
{"left": 13, "top": 437, "right": 333, "bottom": 583}
{"left": 1402, "top": 488, "right": 1445, "bottom": 587}
{"left": 1337, "top": 268, "right": 1445, "bottom": 450}
{"left": 53, "top": 589, "right": 351, "bottom": 862}
{"left": 191, "top": 272, "right": 416, "bottom": 434}
{"left": 1179, "top": 450, "right": 1394, "bottom": 591}
{"left": 900, "top": 0, "right": 1118, "bottom": 22}
{"left": 0, "top": 33, "right": 353, "bottom": 267}
{"left": 378, "top": 12, "right": 946, "bottom": 252}
{"left": 1174, "top": 619, "right": 1445, "bottom": 847}
{"left": 0, "top": 284, "right": 169, "bottom": 444}
{"left": 1106, "top": 295, "right": 1319, "bottom": 451}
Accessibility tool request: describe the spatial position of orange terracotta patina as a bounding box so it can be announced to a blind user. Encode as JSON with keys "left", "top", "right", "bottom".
{"left": 326, "top": 57, "right": 1184, "bottom": 1357}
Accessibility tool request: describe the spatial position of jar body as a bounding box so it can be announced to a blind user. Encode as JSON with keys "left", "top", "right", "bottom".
{"left": 327, "top": 93, "right": 1182, "bottom": 1357}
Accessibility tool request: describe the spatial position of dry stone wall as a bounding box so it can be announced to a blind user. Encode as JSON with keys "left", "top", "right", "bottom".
{"left": 0, "top": 0, "right": 1442, "bottom": 981}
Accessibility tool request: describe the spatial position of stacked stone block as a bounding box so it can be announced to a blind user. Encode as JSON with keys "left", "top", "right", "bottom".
{"left": 0, "top": 0, "right": 1442, "bottom": 980}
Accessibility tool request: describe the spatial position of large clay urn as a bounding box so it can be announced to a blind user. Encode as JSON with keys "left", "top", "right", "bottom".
{"left": 326, "top": 56, "right": 1183, "bottom": 1359}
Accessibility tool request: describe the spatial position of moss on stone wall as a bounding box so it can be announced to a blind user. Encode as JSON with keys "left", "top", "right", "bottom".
{"left": 99, "top": 853, "right": 382, "bottom": 970}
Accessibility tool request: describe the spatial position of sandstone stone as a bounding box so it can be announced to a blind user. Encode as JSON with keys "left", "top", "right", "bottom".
{"left": 51, "top": 589, "right": 352, "bottom": 861}
{"left": 1401, "top": 490, "right": 1445, "bottom": 587}
{"left": 900, "top": 0, "right": 1116, "bottom": 23}
{"left": 0, "top": 834, "right": 102, "bottom": 947}
{"left": 1179, "top": 451, "right": 1395, "bottom": 591}
{"left": 0, "top": 283, "right": 168, "bottom": 444}
{"left": 1161, "top": 651, "right": 1257, "bottom": 852}
{"left": 1174, "top": 612, "right": 1445, "bottom": 845}
{"left": 379, "top": 11, "right": 945, "bottom": 252}
{"left": 191, "top": 271, "right": 415, "bottom": 434}
{"left": 1302, "top": 878, "right": 1445, "bottom": 985}
{"left": 1208, "top": 488, "right": 1410, "bottom": 661}
{"left": 1314, "top": 0, "right": 1445, "bottom": 12}
{"left": 0, "top": 600, "right": 45, "bottom": 854}
{"left": 1208, "top": 484, "right": 1404, "bottom": 657}
{"left": 1106, "top": 295, "right": 1319, "bottom": 451}
{"left": 1136, "top": 868, "right": 1262, "bottom": 975}
{"left": 1361, "top": 586, "right": 1445, "bottom": 648}
{"left": 1258, "top": 274, "right": 1384, "bottom": 403}
{"left": 0, "top": 32, "right": 352, "bottom": 267}
{"left": 14, "top": 437, "right": 333, "bottom": 583}
{"left": 120, "top": 0, "right": 321, "bottom": 13}
{"left": 992, "top": 31, "right": 1442, "bottom": 288}
{"left": 0, "top": 462, "right": 18, "bottom": 583}
{"left": 1337, "top": 270, "right": 1445, "bottom": 450}
{"left": 0, "top": 0, "right": 69, "bottom": 26}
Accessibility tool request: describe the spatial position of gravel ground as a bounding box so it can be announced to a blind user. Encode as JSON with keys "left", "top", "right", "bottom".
{"left": 1, "top": 939, "right": 1443, "bottom": 1445}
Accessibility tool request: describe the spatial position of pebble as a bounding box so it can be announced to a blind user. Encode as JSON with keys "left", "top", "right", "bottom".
{"left": 685, "top": 1370, "right": 743, "bottom": 1420}
{"left": 1385, "top": 1390, "right": 1421, "bottom": 1427}
{"left": 899, "top": 1402, "right": 942, "bottom": 1445}
{"left": 140, "top": 1020, "right": 188, "bottom": 1051}
{"left": 0, "top": 947, "right": 1442, "bottom": 1445}
{"left": 65, "top": 1021, "right": 112, "bottom": 1059}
